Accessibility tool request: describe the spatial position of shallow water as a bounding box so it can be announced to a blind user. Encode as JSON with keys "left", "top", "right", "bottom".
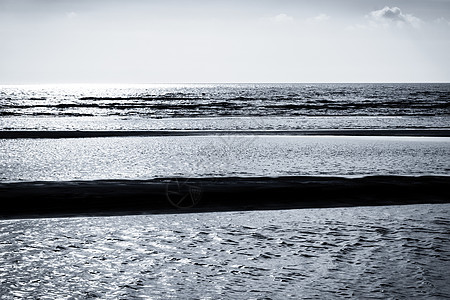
{"left": 1, "top": 204, "right": 449, "bottom": 299}
{"left": 1, "top": 115, "right": 449, "bottom": 131}
{"left": 1, "top": 136, "right": 449, "bottom": 182}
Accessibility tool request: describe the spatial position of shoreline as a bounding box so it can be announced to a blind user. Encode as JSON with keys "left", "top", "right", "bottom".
{"left": 1, "top": 129, "right": 450, "bottom": 139}
{"left": 1, "top": 175, "right": 449, "bottom": 219}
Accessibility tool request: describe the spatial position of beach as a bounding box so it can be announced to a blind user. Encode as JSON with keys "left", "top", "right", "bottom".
{"left": 1, "top": 132, "right": 449, "bottom": 218}
{"left": 1, "top": 83, "right": 449, "bottom": 298}
{"left": 1, "top": 204, "right": 449, "bottom": 298}
{"left": 1, "top": 84, "right": 449, "bottom": 216}
{"left": 1, "top": 175, "right": 449, "bottom": 218}
{"left": 1, "top": 128, "right": 450, "bottom": 138}
{"left": 2, "top": 0, "right": 450, "bottom": 296}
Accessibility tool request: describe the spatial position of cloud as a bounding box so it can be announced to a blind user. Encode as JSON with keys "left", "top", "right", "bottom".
{"left": 305, "top": 14, "right": 330, "bottom": 25}
{"left": 268, "top": 13, "right": 294, "bottom": 24}
{"left": 434, "top": 17, "right": 450, "bottom": 26}
{"left": 368, "top": 6, "right": 422, "bottom": 28}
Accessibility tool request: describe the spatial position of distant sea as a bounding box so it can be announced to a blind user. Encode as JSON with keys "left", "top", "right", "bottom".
{"left": 0, "top": 83, "right": 449, "bottom": 298}
{"left": 1, "top": 83, "right": 449, "bottom": 131}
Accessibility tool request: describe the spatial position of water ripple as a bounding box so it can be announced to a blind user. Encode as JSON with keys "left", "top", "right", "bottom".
{"left": 0, "top": 204, "right": 449, "bottom": 298}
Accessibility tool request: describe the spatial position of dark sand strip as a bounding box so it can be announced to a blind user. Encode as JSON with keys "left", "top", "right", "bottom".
{"left": 0, "top": 176, "right": 449, "bottom": 219}
{"left": 1, "top": 129, "right": 450, "bottom": 139}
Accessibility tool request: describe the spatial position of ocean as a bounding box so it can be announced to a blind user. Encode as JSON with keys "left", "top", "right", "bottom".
{"left": 1, "top": 83, "right": 449, "bottom": 180}
{"left": 1, "top": 83, "right": 449, "bottom": 131}
{"left": 0, "top": 83, "right": 449, "bottom": 298}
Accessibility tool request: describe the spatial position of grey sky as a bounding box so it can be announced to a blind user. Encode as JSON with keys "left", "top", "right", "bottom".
{"left": 1, "top": 0, "right": 449, "bottom": 83}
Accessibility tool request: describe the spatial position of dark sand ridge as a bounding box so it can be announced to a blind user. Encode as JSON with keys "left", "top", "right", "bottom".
{"left": 1, "top": 129, "right": 450, "bottom": 139}
{"left": 1, "top": 176, "right": 449, "bottom": 219}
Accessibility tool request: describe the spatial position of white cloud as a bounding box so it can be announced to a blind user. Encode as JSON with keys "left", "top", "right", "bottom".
{"left": 368, "top": 6, "right": 422, "bottom": 28}
{"left": 305, "top": 14, "right": 330, "bottom": 25}
{"left": 268, "top": 13, "right": 294, "bottom": 24}
{"left": 434, "top": 17, "right": 450, "bottom": 26}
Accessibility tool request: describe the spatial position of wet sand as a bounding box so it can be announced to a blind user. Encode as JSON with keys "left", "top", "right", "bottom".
{"left": 1, "top": 176, "right": 449, "bottom": 219}
{"left": 1, "top": 129, "right": 450, "bottom": 139}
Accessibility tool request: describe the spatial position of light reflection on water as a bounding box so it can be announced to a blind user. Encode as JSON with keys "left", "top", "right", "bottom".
{"left": 1, "top": 116, "right": 449, "bottom": 131}
{"left": 1, "top": 136, "right": 449, "bottom": 182}
{"left": 0, "top": 204, "right": 449, "bottom": 298}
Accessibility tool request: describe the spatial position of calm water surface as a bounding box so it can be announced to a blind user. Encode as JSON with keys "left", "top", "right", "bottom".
{"left": 1, "top": 136, "right": 449, "bottom": 182}
{"left": 1, "top": 204, "right": 449, "bottom": 299}
{"left": 1, "top": 116, "right": 449, "bottom": 131}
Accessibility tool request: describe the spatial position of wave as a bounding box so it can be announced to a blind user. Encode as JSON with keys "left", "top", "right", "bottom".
{"left": 1, "top": 83, "right": 449, "bottom": 118}
{"left": 1, "top": 101, "right": 448, "bottom": 118}
{"left": 79, "top": 96, "right": 206, "bottom": 101}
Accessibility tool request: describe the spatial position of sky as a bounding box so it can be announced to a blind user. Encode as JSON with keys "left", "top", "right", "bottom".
{"left": 1, "top": 0, "right": 450, "bottom": 83}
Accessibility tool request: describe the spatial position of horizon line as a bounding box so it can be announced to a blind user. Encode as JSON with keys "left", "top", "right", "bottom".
{"left": 1, "top": 81, "right": 450, "bottom": 86}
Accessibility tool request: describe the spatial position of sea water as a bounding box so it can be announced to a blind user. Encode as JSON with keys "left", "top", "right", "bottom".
{"left": 0, "top": 83, "right": 449, "bottom": 131}
{"left": 1, "top": 83, "right": 449, "bottom": 298}
{"left": 1, "top": 204, "right": 449, "bottom": 298}
{"left": 0, "top": 136, "right": 449, "bottom": 182}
